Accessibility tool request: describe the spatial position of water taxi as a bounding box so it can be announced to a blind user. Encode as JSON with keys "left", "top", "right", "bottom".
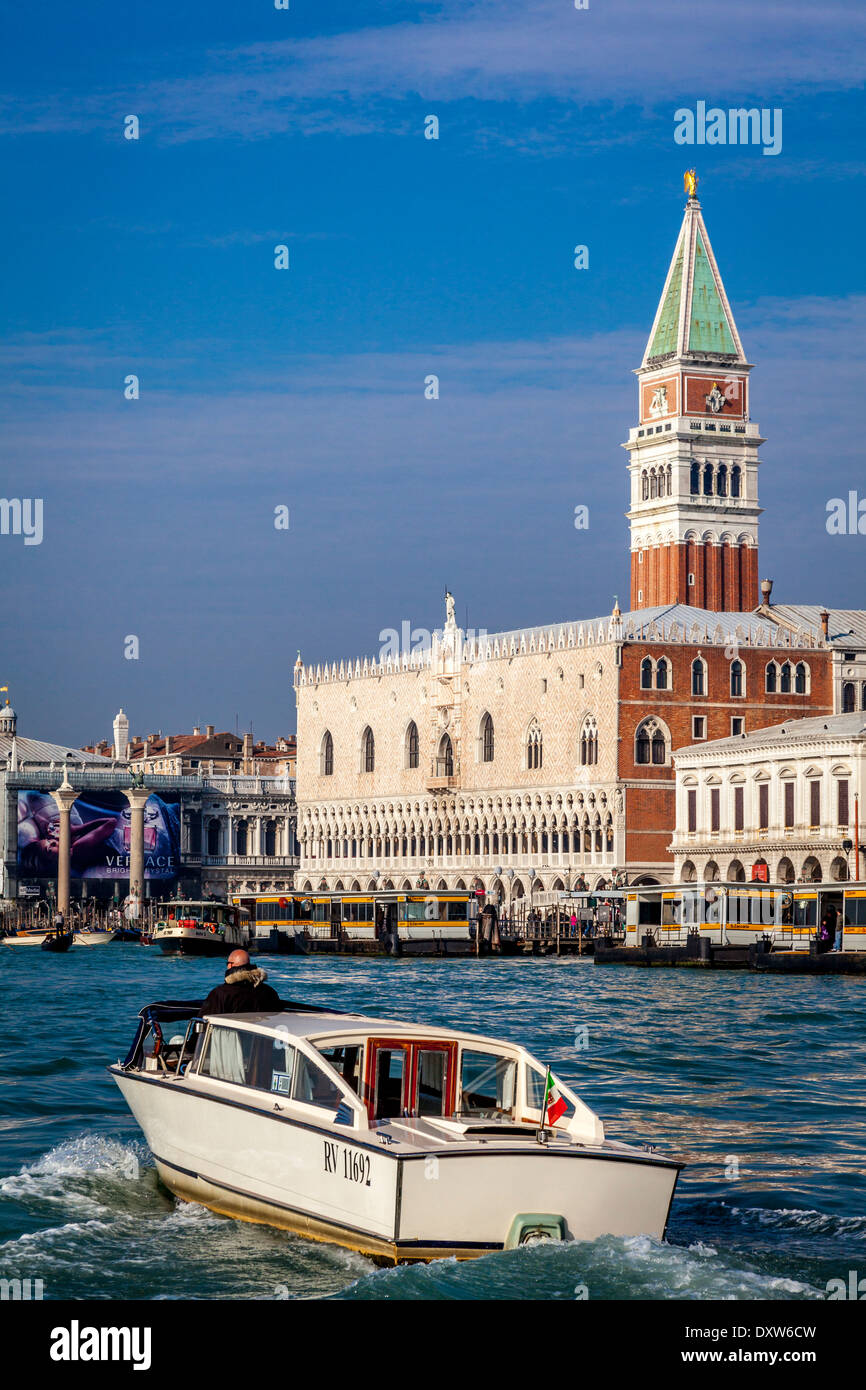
{"left": 151, "top": 901, "right": 250, "bottom": 957}
{"left": 111, "top": 1000, "right": 682, "bottom": 1263}
{"left": 75, "top": 926, "right": 118, "bottom": 946}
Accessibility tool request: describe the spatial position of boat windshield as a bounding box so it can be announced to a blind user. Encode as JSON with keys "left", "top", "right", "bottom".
{"left": 457, "top": 1050, "right": 517, "bottom": 1118}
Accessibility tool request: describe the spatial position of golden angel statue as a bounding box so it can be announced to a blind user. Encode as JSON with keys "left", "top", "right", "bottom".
{"left": 684, "top": 169, "right": 698, "bottom": 198}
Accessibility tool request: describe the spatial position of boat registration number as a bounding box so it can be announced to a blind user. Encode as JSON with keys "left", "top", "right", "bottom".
{"left": 323, "top": 1140, "right": 371, "bottom": 1186}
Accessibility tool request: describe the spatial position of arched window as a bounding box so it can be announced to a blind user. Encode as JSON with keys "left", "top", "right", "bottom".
{"left": 650, "top": 471, "right": 657, "bottom": 499}
{"left": 692, "top": 657, "right": 706, "bottom": 696}
{"left": 842, "top": 682, "right": 855, "bottom": 713}
{"left": 717, "top": 465, "right": 727, "bottom": 496}
{"left": 656, "top": 657, "right": 669, "bottom": 691}
{"left": 406, "top": 721, "right": 419, "bottom": 769}
{"left": 481, "top": 713, "right": 494, "bottom": 763}
{"left": 207, "top": 818, "right": 221, "bottom": 857}
{"left": 527, "top": 721, "right": 543, "bottom": 770}
{"left": 731, "top": 466, "right": 741, "bottom": 498}
{"left": 703, "top": 463, "right": 713, "bottom": 496}
{"left": 438, "top": 734, "right": 453, "bottom": 778}
{"left": 765, "top": 662, "right": 777, "bottom": 694}
{"left": 861, "top": 683, "right": 866, "bottom": 711}
{"left": 690, "top": 463, "right": 700, "bottom": 495}
{"left": 362, "top": 727, "right": 375, "bottom": 773}
{"left": 640, "top": 657, "right": 654, "bottom": 690}
{"left": 666, "top": 465, "right": 673, "bottom": 496}
{"left": 580, "top": 717, "right": 598, "bottom": 766}
{"left": 730, "top": 660, "right": 744, "bottom": 697}
{"left": 779, "top": 662, "right": 792, "bottom": 694}
{"left": 321, "top": 730, "right": 334, "bottom": 776}
{"left": 641, "top": 471, "right": 649, "bottom": 500}
{"left": 264, "top": 820, "right": 277, "bottom": 856}
{"left": 635, "top": 718, "right": 668, "bottom": 766}
{"left": 236, "top": 820, "right": 248, "bottom": 855}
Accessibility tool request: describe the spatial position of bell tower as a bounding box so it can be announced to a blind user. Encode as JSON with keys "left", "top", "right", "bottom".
{"left": 624, "top": 172, "right": 763, "bottom": 611}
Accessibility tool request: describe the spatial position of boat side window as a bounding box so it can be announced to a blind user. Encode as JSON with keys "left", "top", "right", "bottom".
{"left": 458, "top": 1050, "right": 517, "bottom": 1117}
{"left": 198, "top": 1025, "right": 298, "bottom": 1094}
{"left": 373, "top": 1049, "right": 406, "bottom": 1118}
{"left": 315, "top": 1044, "right": 363, "bottom": 1094}
{"left": 199, "top": 1025, "right": 256, "bottom": 1086}
{"left": 293, "top": 1052, "right": 344, "bottom": 1108}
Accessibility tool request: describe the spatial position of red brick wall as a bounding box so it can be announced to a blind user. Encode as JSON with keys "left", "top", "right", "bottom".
{"left": 618, "top": 642, "right": 833, "bottom": 868}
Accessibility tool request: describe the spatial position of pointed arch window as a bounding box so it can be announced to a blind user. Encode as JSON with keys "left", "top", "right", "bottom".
{"left": 656, "top": 657, "right": 669, "bottom": 691}
{"left": 765, "top": 662, "right": 777, "bottom": 694}
{"left": 703, "top": 464, "right": 714, "bottom": 496}
{"left": 779, "top": 662, "right": 792, "bottom": 694}
{"left": 362, "top": 726, "right": 375, "bottom": 773}
{"left": 481, "top": 712, "right": 494, "bottom": 763}
{"left": 717, "top": 465, "right": 727, "bottom": 496}
{"left": 406, "top": 720, "right": 419, "bottom": 770}
{"left": 438, "top": 733, "right": 453, "bottom": 778}
{"left": 640, "top": 656, "right": 654, "bottom": 690}
{"left": 730, "top": 660, "right": 744, "bottom": 698}
{"left": 635, "top": 717, "right": 669, "bottom": 766}
{"left": 692, "top": 657, "right": 706, "bottom": 696}
{"left": 321, "top": 730, "right": 334, "bottom": 777}
{"left": 795, "top": 662, "right": 808, "bottom": 695}
{"left": 527, "top": 721, "right": 543, "bottom": 770}
{"left": 580, "top": 717, "right": 598, "bottom": 767}
{"left": 731, "top": 466, "right": 741, "bottom": 498}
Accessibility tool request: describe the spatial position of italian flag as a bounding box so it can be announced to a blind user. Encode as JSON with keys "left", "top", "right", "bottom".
{"left": 542, "top": 1069, "right": 568, "bottom": 1125}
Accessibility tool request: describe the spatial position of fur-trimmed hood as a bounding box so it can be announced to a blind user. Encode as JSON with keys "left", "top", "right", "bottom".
{"left": 225, "top": 965, "right": 268, "bottom": 987}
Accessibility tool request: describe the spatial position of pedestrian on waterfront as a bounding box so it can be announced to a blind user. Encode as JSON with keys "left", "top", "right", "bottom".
{"left": 834, "top": 910, "right": 846, "bottom": 953}
{"left": 570, "top": 911, "right": 577, "bottom": 938}
{"left": 818, "top": 907, "right": 835, "bottom": 955}
{"left": 200, "top": 950, "right": 282, "bottom": 1015}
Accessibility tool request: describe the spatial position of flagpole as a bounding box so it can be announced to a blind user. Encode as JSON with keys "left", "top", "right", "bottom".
{"left": 540, "top": 1064, "right": 552, "bottom": 1132}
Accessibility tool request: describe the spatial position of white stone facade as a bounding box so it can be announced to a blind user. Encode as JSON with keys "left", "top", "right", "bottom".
{"left": 671, "top": 713, "right": 866, "bottom": 884}
{"left": 295, "top": 615, "right": 627, "bottom": 905}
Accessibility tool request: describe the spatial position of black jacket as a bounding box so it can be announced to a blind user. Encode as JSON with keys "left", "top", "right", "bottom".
{"left": 200, "top": 965, "right": 282, "bottom": 1016}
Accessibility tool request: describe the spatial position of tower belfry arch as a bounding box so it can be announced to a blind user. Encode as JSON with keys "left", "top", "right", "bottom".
{"left": 623, "top": 172, "right": 763, "bottom": 611}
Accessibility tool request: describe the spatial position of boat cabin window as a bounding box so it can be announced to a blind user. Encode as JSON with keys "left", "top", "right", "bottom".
{"left": 198, "top": 1025, "right": 297, "bottom": 1093}
{"left": 458, "top": 1050, "right": 517, "bottom": 1117}
{"left": 315, "top": 1044, "right": 363, "bottom": 1094}
{"left": 373, "top": 1048, "right": 406, "bottom": 1118}
{"left": 417, "top": 1049, "right": 448, "bottom": 1116}
{"left": 292, "top": 1053, "right": 343, "bottom": 1108}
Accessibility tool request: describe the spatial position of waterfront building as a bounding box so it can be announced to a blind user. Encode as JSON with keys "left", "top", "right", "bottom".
{"left": 670, "top": 712, "right": 866, "bottom": 885}
{"left": 293, "top": 177, "right": 862, "bottom": 898}
{"left": 84, "top": 715, "right": 296, "bottom": 780}
{"left": 1, "top": 701, "right": 298, "bottom": 907}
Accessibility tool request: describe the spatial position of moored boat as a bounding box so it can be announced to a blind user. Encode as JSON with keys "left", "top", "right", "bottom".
{"left": 2, "top": 925, "right": 57, "bottom": 947}
{"left": 75, "top": 927, "right": 118, "bottom": 946}
{"left": 111, "top": 1000, "right": 682, "bottom": 1263}
{"left": 41, "top": 928, "right": 75, "bottom": 953}
{"left": 151, "top": 901, "right": 250, "bottom": 957}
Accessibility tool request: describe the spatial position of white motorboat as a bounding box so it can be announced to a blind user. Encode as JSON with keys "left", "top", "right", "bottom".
{"left": 111, "top": 1000, "right": 682, "bottom": 1263}
{"left": 75, "top": 927, "right": 118, "bottom": 946}
{"left": 2, "top": 925, "right": 58, "bottom": 946}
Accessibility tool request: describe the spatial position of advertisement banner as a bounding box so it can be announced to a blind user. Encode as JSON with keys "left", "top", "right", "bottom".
{"left": 17, "top": 790, "right": 181, "bottom": 880}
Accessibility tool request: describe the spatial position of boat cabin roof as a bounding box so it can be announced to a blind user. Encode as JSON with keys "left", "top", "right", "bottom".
{"left": 201, "top": 1008, "right": 513, "bottom": 1051}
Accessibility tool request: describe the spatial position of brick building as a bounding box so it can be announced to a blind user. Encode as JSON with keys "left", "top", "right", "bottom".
{"left": 293, "top": 176, "right": 856, "bottom": 897}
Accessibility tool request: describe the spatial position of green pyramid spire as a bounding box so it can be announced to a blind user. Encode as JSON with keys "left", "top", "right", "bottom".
{"left": 648, "top": 233, "right": 684, "bottom": 359}
{"left": 688, "top": 231, "right": 736, "bottom": 354}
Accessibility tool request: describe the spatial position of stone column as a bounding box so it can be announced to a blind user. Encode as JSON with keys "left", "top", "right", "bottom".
{"left": 123, "top": 787, "right": 152, "bottom": 906}
{"left": 51, "top": 777, "right": 79, "bottom": 919}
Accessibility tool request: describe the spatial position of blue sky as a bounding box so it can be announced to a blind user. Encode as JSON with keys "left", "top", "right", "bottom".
{"left": 2, "top": 0, "right": 865, "bottom": 746}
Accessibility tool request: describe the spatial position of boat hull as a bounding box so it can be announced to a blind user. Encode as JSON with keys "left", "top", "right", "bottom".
{"left": 155, "top": 934, "right": 231, "bottom": 957}
{"left": 75, "top": 930, "right": 117, "bottom": 946}
{"left": 112, "top": 1069, "right": 680, "bottom": 1263}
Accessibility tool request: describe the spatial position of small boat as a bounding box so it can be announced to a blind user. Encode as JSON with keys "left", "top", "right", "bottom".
{"left": 111, "top": 1000, "right": 682, "bottom": 1263}
{"left": 2, "top": 925, "right": 58, "bottom": 947}
{"left": 151, "top": 901, "right": 250, "bottom": 957}
{"left": 75, "top": 927, "right": 118, "bottom": 946}
{"left": 41, "top": 929, "right": 75, "bottom": 953}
